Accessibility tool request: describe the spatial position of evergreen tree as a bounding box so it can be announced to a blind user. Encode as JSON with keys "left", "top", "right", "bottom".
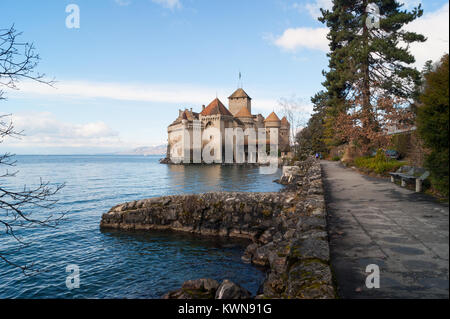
{"left": 417, "top": 54, "right": 449, "bottom": 196}
{"left": 309, "top": 91, "right": 328, "bottom": 152}
{"left": 296, "top": 91, "right": 328, "bottom": 158}
{"left": 315, "top": 0, "right": 426, "bottom": 149}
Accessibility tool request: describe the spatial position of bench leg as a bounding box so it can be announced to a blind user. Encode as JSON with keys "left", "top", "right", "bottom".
{"left": 416, "top": 179, "right": 422, "bottom": 193}
{"left": 401, "top": 179, "right": 406, "bottom": 187}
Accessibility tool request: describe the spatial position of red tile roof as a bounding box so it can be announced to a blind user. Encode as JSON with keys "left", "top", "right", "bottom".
{"left": 281, "top": 116, "right": 290, "bottom": 126}
{"left": 235, "top": 106, "right": 253, "bottom": 118}
{"left": 200, "top": 98, "right": 233, "bottom": 117}
{"left": 264, "top": 111, "right": 281, "bottom": 122}
{"left": 228, "top": 88, "right": 252, "bottom": 100}
{"left": 169, "top": 109, "right": 199, "bottom": 126}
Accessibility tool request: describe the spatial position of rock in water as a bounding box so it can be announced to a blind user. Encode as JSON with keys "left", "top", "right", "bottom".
{"left": 163, "top": 279, "right": 251, "bottom": 299}
{"left": 183, "top": 278, "right": 220, "bottom": 293}
{"left": 162, "top": 278, "right": 219, "bottom": 299}
{"left": 215, "top": 280, "right": 251, "bottom": 299}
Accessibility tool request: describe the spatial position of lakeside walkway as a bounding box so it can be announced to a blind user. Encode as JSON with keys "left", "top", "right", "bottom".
{"left": 321, "top": 161, "right": 449, "bottom": 299}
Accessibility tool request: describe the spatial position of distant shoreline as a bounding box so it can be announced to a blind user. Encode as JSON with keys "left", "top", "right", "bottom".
{"left": 4, "top": 145, "right": 168, "bottom": 157}
{"left": 11, "top": 153, "right": 166, "bottom": 156}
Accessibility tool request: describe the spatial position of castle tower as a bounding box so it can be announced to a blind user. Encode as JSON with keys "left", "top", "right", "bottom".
{"left": 280, "top": 116, "right": 291, "bottom": 150}
{"left": 228, "top": 88, "right": 252, "bottom": 116}
{"left": 264, "top": 111, "right": 281, "bottom": 147}
{"left": 199, "top": 98, "right": 234, "bottom": 162}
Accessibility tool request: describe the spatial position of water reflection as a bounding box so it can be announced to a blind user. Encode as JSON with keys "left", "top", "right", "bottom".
{"left": 167, "top": 164, "right": 281, "bottom": 193}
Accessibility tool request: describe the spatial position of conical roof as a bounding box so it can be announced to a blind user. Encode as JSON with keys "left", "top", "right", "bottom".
{"left": 281, "top": 116, "right": 289, "bottom": 126}
{"left": 264, "top": 111, "right": 281, "bottom": 122}
{"left": 200, "top": 98, "right": 233, "bottom": 116}
{"left": 228, "top": 88, "right": 252, "bottom": 100}
{"left": 235, "top": 106, "right": 253, "bottom": 118}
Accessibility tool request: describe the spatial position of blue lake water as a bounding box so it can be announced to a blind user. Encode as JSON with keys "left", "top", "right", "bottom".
{"left": 0, "top": 155, "right": 282, "bottom": 298}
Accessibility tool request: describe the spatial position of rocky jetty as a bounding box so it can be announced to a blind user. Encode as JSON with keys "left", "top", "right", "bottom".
{"left": 159, "top": 157, "right": 171, "bottom": 164}
{"left": 162, "top": 278, "right": 252, "bottom": 299}
{"left": 100, "top": 158, "right": 335, "bottom": 299}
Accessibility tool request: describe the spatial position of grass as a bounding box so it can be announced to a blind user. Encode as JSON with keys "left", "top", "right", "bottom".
{"left": 353, "top": 150, "right": 406, "bottom": 175}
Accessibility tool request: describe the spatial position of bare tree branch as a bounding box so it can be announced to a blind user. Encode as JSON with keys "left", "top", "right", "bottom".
{"left": 278, "top": 96, "right": 310, "bottom": 156}
{"left": 1, "top": 25, "right": 63, "bottom": 274}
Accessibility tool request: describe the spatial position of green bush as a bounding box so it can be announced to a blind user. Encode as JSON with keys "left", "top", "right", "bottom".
{"left": 416, "top": 54, "right": 449, "bottom": 197}
{"left": 331, "top": 156, "right": 341, "bottom": 161}
{"left": 354, "top": 150, "right": 405, "bottom": 175}
{"left": 374, "top": 149, "right": 386, "bottom": 162}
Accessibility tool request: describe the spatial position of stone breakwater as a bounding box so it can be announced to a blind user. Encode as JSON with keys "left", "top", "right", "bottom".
{"left": 100, "top": 158, "right": 335, "bottom": 299}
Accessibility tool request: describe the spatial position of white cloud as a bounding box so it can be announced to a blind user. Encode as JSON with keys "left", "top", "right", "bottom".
{"left": 151, "top": 0, "right": 181, "bottom": 10}
{"left": 300, "top": 0, "right": 333, "bottom": 19}
{"left": 13, "top": 80, "right": 283, "bottom": 113}
{"left": 273, "top": 27, "right": 329, "bottom": 52}
{"left": 2, "top": 112, "right": 124, "bottom": 148}
{"left": 14, "top": 80, "right": 217, "bottom": 105}
{"left": 114, "top": 0, "right": 182, "bottom": 9}
{"left": 405, "top": 2, "right": 449, "bottom": 68}
{"left": 272, "top": 0, "right": 331, "bottom": 52}
{"left": 1, "top": 105, "right": 305, "bottom": 150}
{"left": 273, "top": 2, "right": 449, "bottom": 66}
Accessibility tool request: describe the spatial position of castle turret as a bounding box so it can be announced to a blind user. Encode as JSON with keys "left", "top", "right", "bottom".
{"left": 228, "top": 88, "right": 252, "bottom": 116}
{"left": 264, "top": 111, "right": 281, "bottom": 128}
{"left": 281, "top": 116, "right": 289, "bottom": 129}
{"left": 254, "top": 114, "right": 265, "bottom": 128}
{"left": 235, "top": 106, "right": 255, "bottom": 128}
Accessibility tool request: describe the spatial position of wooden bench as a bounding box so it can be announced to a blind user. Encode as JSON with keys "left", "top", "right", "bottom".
{"left": 389, "top": 166, "right": 430, "bottom": 192}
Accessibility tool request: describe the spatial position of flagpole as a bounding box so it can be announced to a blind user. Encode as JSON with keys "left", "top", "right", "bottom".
{"left": 238, "top": 71, "right": 242, "bottom": 89}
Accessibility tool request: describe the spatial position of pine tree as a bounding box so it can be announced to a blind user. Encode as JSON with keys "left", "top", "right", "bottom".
{"left": 315, "top": 0, "right": 426, "bottom": 150}
{"left": 317, "top": 1, "right": 355, "bottom": 146}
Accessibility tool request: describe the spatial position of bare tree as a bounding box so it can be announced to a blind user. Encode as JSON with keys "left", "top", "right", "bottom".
{"left": 1, "top": 25, "right": 64, "bottom": 274}
{"left": 334, "top": 82, "right": 415, "bottom": 155}
{"left": 278, "top": 95, "right": 310, "bottom": 154}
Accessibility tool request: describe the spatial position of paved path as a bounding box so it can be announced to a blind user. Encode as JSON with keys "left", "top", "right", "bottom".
{"left": 321, "top": 161, "right": 449, "bottom": 299}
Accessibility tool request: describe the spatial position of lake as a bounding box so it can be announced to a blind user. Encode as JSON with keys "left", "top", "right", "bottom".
{"left": 0, "top": 155, "right": 282, "bottom": 298}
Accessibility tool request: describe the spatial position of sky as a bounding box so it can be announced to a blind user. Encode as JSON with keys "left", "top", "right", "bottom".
{"left": 0, "top": 0, "right": 448, "bottom": 154}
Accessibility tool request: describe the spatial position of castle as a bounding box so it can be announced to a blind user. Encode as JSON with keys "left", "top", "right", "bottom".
{"left": 167, "top": 88, "right": 291, "bottom": 163}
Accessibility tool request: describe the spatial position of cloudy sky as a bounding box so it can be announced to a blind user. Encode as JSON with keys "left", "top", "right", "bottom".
{"left": 0, "top": 0, "right": 448, "bottom": 154}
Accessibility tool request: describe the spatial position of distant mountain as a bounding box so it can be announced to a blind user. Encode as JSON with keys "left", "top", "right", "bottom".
{"left": 116, "top": 145, "right": 167, "bottom": 156}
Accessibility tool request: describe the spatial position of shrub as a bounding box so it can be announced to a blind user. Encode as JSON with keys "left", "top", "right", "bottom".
{"left": 374, "top": 149, "right": 386, "bottom": 162}
{"left": 354, "top": 150, "right": 405, "bottom": 175}
{"left": 331, "top": 156, "right": 341, "bottom": 161}
{"left": 416, "top": 54, "right": 449, "bottom": 197}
